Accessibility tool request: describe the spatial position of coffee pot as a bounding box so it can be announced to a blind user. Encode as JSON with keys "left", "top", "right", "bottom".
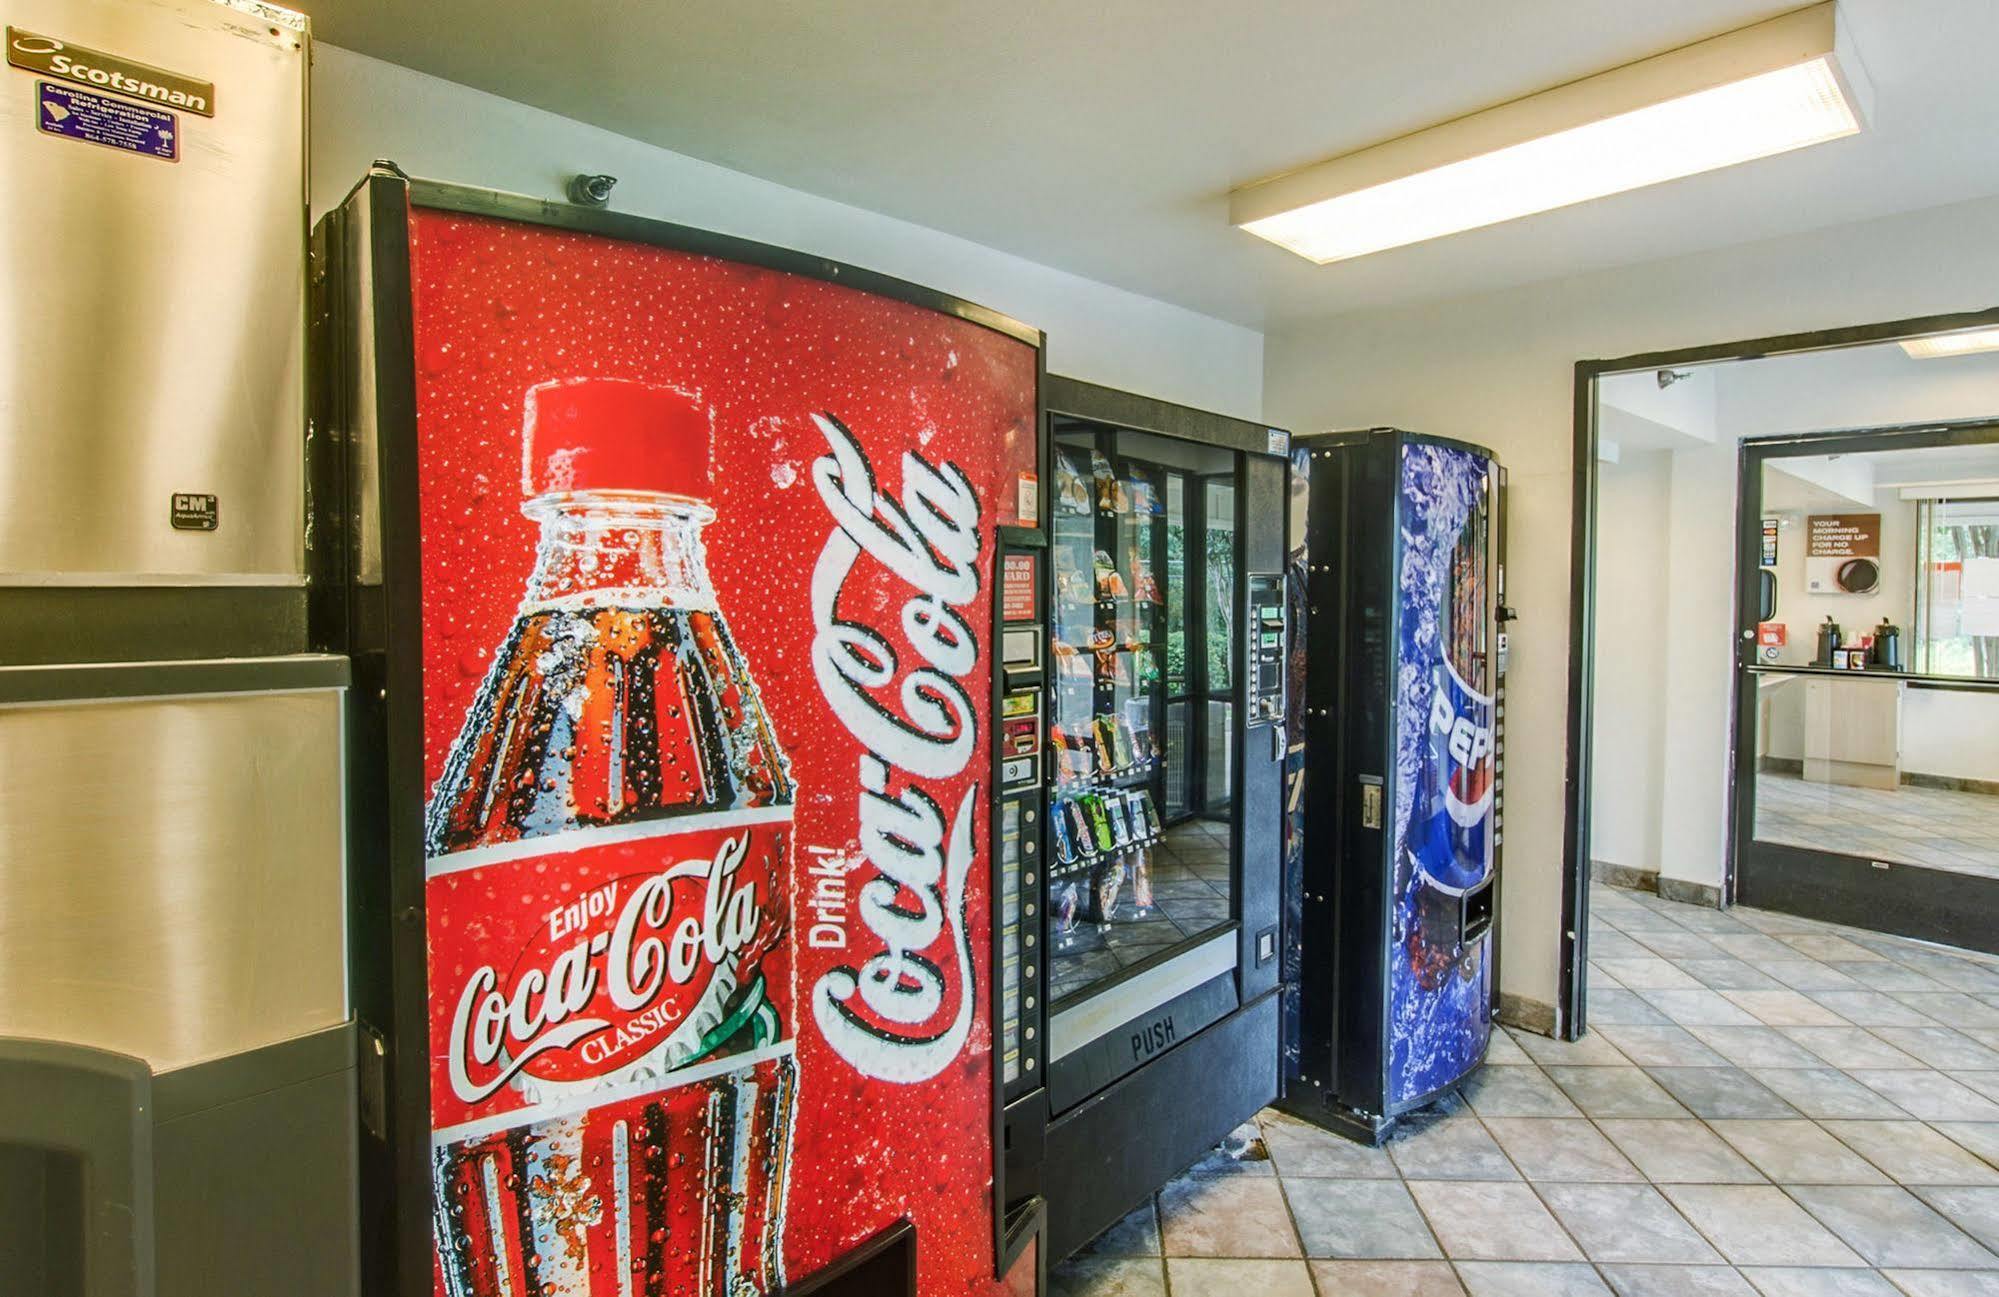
{"left": 1869, "top": 617, "right": 1903, "bottom": 672}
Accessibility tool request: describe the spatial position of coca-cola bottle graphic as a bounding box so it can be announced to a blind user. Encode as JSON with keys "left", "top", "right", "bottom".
{"left": 426, "top": 378, "right": 796, "bottom": 1297}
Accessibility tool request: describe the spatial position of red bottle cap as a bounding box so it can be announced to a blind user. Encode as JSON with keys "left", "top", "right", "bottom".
{"left": 522, "top": 378, "right": 712, "bottom": 499}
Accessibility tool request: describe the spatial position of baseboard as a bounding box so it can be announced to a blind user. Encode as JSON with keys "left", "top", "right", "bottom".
{"left": 1591, "top": 859, "right": 1721, "bottom": 910}
{"left": 1657, "top": 876, "right": 1723, "bottom": 909}
{"left": 1759, "top": 756, "right": 1804, "bottom": 776}
{"left": 1903, "top": 771, "right": 1999, "bottom": 796}
{"left": 1591, "top": 860, "right": 1657, "bottom": 894}
{"left": 1497, "top": 992, "right": 1556, "bottom": 1038}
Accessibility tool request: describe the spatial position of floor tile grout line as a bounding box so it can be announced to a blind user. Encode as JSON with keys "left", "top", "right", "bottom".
{"left": 1058, "top": 884, "right": 1999, "bottom": 1295}
{"left": 1590, "top": 887, "right": 1999, "bottom": 1271}
{"left": 1599, "top": 899, "right": 1999, "bottom": 1191}
{"left": 1602, "top": 890, "right": 1999, "bottom": 1162}
{"left": 1334, "top": 1047, "right": 1624, "bottom": 1283}
{"left": 1258, "top": 1127, "right": 1324, "bottom": 1296}
{"left": 1466, "top": 1047, "right": 1737, "bottom": 1280}
{"left": 1590, "top": 903, "right": 1885, "bottom": 1270}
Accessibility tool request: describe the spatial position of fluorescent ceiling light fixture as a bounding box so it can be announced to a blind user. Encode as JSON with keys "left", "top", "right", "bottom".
{"left": 1232, "top": 3, "right": 1870, "bottom": 264}
{"left": 1901, "top": 329, "right": 1999, "bottom": 359}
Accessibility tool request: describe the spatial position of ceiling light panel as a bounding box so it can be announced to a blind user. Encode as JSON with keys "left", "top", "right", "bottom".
{"left": 1233, "top": 3, "right": 1869, "bottom": 264}
{"left": 1901, "top": 329, "right": 1999, "bottom": 359}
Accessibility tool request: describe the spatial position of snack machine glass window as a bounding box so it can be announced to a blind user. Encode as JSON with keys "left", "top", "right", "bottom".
{"left": 1047, "top": 424, "right": 1240, "bottom": 1007}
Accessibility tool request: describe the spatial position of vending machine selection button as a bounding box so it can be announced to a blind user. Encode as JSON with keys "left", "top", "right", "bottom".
{"left": 1001, "top": 755, "right": 1037, "bottom": 787}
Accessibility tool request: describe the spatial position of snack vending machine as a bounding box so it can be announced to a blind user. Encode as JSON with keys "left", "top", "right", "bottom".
{"left": 1282, "top": 429, "right": 1505, "bottom": 1143}
{"left": 1026, "top": 379, "right": 1289, "bottom": 1258}
{"left": 312, "top": 168, "right": 1047, "bottom": 1297}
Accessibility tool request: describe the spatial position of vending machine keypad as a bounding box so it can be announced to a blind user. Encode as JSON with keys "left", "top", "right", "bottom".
{"left": 1248, "top": 574, "right": 1286, "bottom": 726}
{"left": 996, "top": 539, "right": 1046, "bottom": 1095}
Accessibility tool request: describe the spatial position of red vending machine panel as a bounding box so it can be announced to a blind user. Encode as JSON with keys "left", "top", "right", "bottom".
{"left": 317, "top": 172, "right": 1044, "bottom": 1297}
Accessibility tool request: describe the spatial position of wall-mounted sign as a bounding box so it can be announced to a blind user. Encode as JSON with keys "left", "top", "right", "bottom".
{"left": 7, "top": 27, "right": 213, "bottom": 116}
{"left": 1806, "top": 513, "right": 1880, "bottom": 595}
{"left": 1760, "top": 517, "right": 1779, "bottom": 567}
{"left": 1757, "top": 622, "right": 1786, "bottom": 648}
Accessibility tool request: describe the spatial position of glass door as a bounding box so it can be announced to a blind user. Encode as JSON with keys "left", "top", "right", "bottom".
{"left": 1734, "top": 425, "right": 1999, "bottom": 953}
{"left": 1048, "top": 425, "right": 1242, "bottom": 1005}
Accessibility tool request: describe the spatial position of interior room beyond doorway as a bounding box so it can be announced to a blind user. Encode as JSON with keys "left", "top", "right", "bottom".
{"left": 1583, "top": 329, "right": 1999, "bottom": 963}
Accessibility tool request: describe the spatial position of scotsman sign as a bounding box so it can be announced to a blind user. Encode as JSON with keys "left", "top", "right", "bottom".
{"left": 7, "top": 27, "right": 215, "bottom": 114}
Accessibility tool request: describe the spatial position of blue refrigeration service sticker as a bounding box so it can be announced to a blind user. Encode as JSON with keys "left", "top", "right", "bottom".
{"left": 36, "top": 81, "right": 177, "bottom": 160}
{"left": 1389, "top": 439, "right": 1495, "bottom": 1105}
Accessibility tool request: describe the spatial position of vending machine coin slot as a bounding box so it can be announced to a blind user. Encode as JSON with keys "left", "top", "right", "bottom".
{"left": 1360, "top": 776, "right": 1384, "bottom": 830}
{"left": 1003, "top": 626, "right": 1042, "bottom": 677}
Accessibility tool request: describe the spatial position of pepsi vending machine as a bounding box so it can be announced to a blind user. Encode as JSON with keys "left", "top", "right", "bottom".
{"left": 1281, "top": 429, "right": 1505, "bottom": 1142}
{"left": 311, "top": 168, "right": 1048, "bottom": 1297}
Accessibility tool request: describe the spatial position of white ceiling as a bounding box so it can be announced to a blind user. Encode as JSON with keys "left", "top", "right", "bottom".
{"left": 1766, "top": 444, "right": 1999, "bottom": 508}
{"left": 1598, "top": 336, "right": 1999, "bottom": 455}
{"left": 1844, "top": 442, "right": 1999, "bottom": 487}
{"left": 300, "top": 0, "right": 1999, "bottom": 329}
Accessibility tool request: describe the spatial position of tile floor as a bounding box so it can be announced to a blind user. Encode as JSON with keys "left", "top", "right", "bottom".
{"left": 1756, "top": 771, "right": 1999, "bottom": 880}
{"left": 1049, "top": 883, "right": 1999, "bottom": 1296}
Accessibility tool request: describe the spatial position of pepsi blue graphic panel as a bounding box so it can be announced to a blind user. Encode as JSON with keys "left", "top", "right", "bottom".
{"left": 1389, "top": 439, "right": 1494, "bottom": 1105}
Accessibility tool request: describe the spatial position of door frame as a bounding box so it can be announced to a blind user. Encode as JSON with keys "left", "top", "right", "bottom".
{"left": 1733, "top": 420, "right": 1999, "bottom": 954}
{"left": 1564, "top": 304, "right": 1999, "bottom": 1039}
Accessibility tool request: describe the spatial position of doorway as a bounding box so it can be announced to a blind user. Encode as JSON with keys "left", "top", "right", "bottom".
{"left": 1566, "top": 308, "right": 1999, "bottom": 1036}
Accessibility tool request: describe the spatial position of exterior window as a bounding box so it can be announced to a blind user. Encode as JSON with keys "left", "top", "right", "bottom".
{"left": 1914, "top": 497, "right": 1999, "bottom": 678}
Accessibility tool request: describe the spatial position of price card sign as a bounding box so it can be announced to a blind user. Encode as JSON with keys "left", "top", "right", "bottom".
{"left": 1002, "top": 551, "right": 1036, "bottom": 622}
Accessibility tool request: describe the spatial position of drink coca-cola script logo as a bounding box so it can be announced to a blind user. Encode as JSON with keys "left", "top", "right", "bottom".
{"left": 807, "top": 412, "right": 981, "bottom": 1084}
{"left": 446, "top": 826, "right": 782, "bottom": 1104}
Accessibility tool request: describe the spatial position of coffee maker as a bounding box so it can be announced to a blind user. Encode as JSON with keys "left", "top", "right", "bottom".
{"left": 1869, "top": 618, "right": 1903, "bottom": 671}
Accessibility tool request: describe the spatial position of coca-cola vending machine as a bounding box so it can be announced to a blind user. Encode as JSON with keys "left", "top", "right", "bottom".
{"left": 311, "top": 168, "right": 1048, "bottom": 1297}
{"left": 1281, "top": 429, "right": 1507, "bottom": 1143}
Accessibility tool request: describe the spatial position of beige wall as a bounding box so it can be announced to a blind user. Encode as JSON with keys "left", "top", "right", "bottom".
{"left": 311, "top": 46, "right": 1266, "bottom": 421}
{"left": 1264, "top": 192, "right": 1999, "bottom": 1024}
{"left": 1590, "top": 451, "right": 1673, "bottom": 874}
